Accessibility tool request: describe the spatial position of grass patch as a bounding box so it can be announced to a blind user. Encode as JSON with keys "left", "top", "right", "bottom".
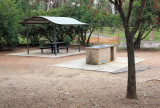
{"left": 93, "top": 27, "right": 160, "bottom": 42}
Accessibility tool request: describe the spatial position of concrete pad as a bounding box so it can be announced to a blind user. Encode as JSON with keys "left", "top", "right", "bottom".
{"left": 113, "top": 64, "right": 151, "bottom": 73}
{"left": 7, "top": 49, "right": 86, "bottom": 58}
{"left": 52, "top": 57, "right": 146, "bottom": 73}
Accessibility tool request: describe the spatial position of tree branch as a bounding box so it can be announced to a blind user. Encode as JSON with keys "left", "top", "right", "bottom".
{"left": 131, "top": 0, "right": 147, "bottom": 37}
{"left": 109, "top": 0, "right": 127, "bottom": 28}
{"left": 126, "top": 0, "right": 134, "bottom": 22}
{"left": 108, "top": 0, "right": 115, "bottom": 5}
{"left": 115, "top": 0, "right": 118, "bottom": 6}
{"left": 87, "top": 26, "right": 95, "bottom": 46}
{"left": 141, "top": 26, "right": 155, "bottom": 40}
{"left": 118, "top": 0, "right": 122, "bottom": 6}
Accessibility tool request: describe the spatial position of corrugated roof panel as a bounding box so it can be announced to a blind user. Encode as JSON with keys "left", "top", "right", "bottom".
{"left": 20, "top": 16, "right": 89, "bottom": 25}
{"left": 41, "top": 16, "right": 88, "bottom": 25}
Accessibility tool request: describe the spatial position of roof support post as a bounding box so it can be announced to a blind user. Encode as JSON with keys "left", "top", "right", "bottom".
{"left": 78, "top": 26, "right": 81, "bottom": 52}
{"left": 54, "top": 25, "right": 57, "bottom": 56}
{"left": 26, "top": 24, "right": 29, "bottom": 54}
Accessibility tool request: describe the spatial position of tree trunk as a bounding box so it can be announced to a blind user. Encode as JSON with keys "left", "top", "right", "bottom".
{"left": 134, "top": 32, "right": 143, "bottom": 49}
{"left": 86, "top": 26, "right": 95, "bottom": 46}
{"left": 108, "top": 0, "right": 147, "bottom": 99}
{"left": 46, "top": 0, "right": 50, "bottom": 11}
{"left": 126, "top": 33, "right": 137, "bottom": 99}
{"left": 108, "top": 2, "right": 115, "bottom": 14}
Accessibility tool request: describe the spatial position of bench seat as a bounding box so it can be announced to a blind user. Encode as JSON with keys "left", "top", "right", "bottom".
{"left": 39, "top": 46, "right": 52, "bottom": 54}
{"left": 39, "top": 46, "right": 69, "bottom": 54}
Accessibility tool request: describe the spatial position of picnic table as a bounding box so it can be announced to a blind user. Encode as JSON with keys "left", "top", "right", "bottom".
{"left": 47, "top": 42, "right": 69, "bottom": 54}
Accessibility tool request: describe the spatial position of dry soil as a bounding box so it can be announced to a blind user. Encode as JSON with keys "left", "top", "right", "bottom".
{"left": 0, "top": 48, "right": 160, "bottom": 108}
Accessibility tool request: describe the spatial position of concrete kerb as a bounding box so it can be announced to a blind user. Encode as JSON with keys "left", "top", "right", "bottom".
{"left": 7, "top": 49, "right": 86, "bottom": 58}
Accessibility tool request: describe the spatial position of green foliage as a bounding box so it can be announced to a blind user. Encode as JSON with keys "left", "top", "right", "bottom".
{"left": 131, "top": 0, "right": 160, "bottom": 48}
{"left": 1, "top": 0, "right": 159, "bottom": 49}
{"left": 24, "top": 0, "right": 106, "bottom": 46}
{"left": 16, "top": 1, "right": 47, "bottom": 45}
{"left": 108, "top": 0, "right": 160, "bottom": 49}
{"left": 57, "top": 0, "right": 106, "bottom": 45}
{"left": 16, "top": 0, "right": 44, "bottom": 16}
{"left": 64, "top": 35, "right": 72, "bottom": 45}
{"left": 0, "top": 0, "right": 43, "bottom": 48}
{"left": 107, "top": 13, "right": 122, "bottom": 28}
{"left": 0, "top": 0, "right": 24, "bottom": 48}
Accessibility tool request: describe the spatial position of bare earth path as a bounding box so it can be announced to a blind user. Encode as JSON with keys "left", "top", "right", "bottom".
{"left": 0, "top": 49, "right": 160, "bottom": 108}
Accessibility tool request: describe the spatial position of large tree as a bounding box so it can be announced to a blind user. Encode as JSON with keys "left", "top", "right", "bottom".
{"left": 108, "top": 0, "right": 147, "bottom": 99}
{"left": 107, "top": 0, "right": 160, "bottom": 49}
{"left": 132, "top": 0, "right": 160, "bottom": 49}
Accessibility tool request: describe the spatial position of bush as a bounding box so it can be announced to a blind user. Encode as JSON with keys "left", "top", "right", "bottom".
{"left": 0, "top": 0, "right": 23, "bottom": 48}
{"left": 64, "top": 35, "right": 72, "bottom": 45}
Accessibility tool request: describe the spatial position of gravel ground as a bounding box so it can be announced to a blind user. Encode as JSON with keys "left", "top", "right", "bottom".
{"left": 0, "top": 48, "right": 160, "bottom": 108}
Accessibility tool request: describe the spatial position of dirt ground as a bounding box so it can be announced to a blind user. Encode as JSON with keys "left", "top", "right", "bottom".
{"left": 0, "top": 47, "right": 160, "bottom": 108}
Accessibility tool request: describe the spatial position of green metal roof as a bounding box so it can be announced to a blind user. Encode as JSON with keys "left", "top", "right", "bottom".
{"left": 20, "top": 16, "right": 89, "bottom": 25}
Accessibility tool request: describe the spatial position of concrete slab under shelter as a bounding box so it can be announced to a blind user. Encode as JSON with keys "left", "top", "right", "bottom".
{"left": 52, "top": 57, "right": 146, "bottom": 73}
{"left": 7, "top": 49, "right": 85, "bottom": 58}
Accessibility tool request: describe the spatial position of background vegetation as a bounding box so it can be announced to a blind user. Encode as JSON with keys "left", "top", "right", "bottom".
{"left": 0, "top": 0, "right": 159, "bottom": 50}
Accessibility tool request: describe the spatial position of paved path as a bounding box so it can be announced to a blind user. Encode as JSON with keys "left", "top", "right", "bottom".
{"left": 86, "top": 33, "right": 116, "bottom": 39}
{"left": 119, "top": 41, "right": 160, "bottom": 49}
